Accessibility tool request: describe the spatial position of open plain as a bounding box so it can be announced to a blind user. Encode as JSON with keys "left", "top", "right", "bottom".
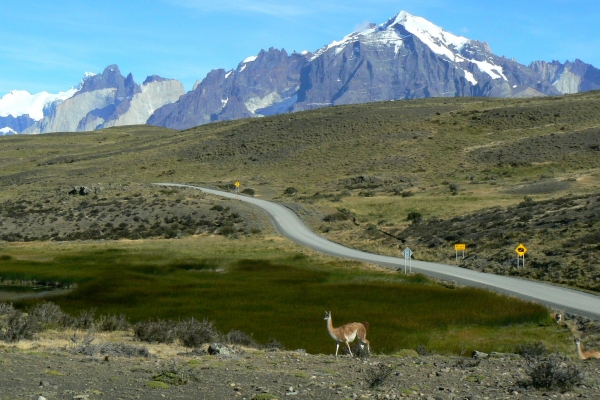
{"left": 1, "top": 92, "right": 600, "bottom": 398}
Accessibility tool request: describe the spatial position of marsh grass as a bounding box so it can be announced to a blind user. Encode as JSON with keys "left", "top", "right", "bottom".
{"left": 0, "top": 237, "right": 561, "bottom": 355}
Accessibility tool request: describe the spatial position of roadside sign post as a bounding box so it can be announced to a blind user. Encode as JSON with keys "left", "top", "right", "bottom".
{"left": 402, "top": 247, "right": 413, "bottom": 274}
{"left": 454, "top": 244, "right": 466, "bottom": 264}
{"left": 515, "top": 244, "right": 527, "bottom": 268}
{"left": 234, "top": 181, "right": 240, "bottom": 193}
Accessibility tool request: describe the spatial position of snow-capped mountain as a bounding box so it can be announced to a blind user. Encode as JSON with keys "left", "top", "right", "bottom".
{"left": 3, "top": 10, "right": 599, "bottom": 134}
{"left": 150, "top": 10, "right": 587, "bottom": 129}
{"left": 1, "top": 66, "right": 184, "bottom": 134}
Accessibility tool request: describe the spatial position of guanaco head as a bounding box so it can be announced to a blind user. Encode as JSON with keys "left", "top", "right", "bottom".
{"left": 324, "top": 311, "right": 331, "bottom": 321}
{"left": 555, "top": 313, "right": 562, "bottom": 324}
{"left": 575, "top": 337, "right": 581, "bottom": 346}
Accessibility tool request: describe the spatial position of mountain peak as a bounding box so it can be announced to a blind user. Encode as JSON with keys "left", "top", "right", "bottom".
{"left": 383, "top": 10, "right": 470, "bottom": 54}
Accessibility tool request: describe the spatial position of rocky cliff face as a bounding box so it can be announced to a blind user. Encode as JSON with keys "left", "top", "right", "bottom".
{"left": 529, "top": 59, "right": 600, "bottom": 94}
{"left": 148, "top": 48, "right": 307, "bottom": 130}
{"left": 150, "top": 11, "right": 577, "bottom": 130}
{"left": 23, "top": 65, "right": 184, "bottom": 134}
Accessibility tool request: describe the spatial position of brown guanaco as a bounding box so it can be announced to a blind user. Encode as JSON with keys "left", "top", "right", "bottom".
{"left": 324, "top": 311, "right": 370, "bottom": 357}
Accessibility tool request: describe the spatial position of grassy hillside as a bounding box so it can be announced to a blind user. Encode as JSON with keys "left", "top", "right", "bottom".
{"left": 1, "top": 91, "right": 599, "bottom": 291}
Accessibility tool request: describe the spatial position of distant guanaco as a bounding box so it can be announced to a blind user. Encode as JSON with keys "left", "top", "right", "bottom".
{"left": 575, "top": 337, "right": 600, "bottom": 360}
{"left": 323, "top": 311, "right": 370, "bottom": 357}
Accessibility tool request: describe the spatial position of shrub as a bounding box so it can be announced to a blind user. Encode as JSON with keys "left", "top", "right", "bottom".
{"left": 449, "top": 183, "right": 460, "bottom": 195}
{"left": 72, "top": 341, "right": 150, "bottom": 358}
{"left": 283, "top": 187, "right": 298, "bottom": 195}
{"left": 0, "top": 303, "right": 15, "bottom": 316}
{"left": 134, "top": 319, "right": 177, "bottom": 344}
{"left": 263, "top": 338, "right": 285, "bottom": 351}
{"left": 365, "top": 363, "right": 395, "bottom": 388}
{"left": 210, "top": 205, "right": 224, "bottom": 212}
{"left": 175, "top": 318, "right": 220, "bottom": 348}
{"left": 415, "top": 344, "right": 430, "bottom": 356}
{"left": 226, "top": 329, "right": 258, "bottom": 348}
{"left": 0, "top": 309, "right": 40, "bottom": 342}
{"left": 152, "top": 361, "right": 189, "bottom": 385}
{"left": 29, "top": 302, "right": 73, "bottom": 329}
{"left": 525, "top": 355, "right": 582, "bottom": 391}
{"left": 407, "top": 212, "right": 422, "bottom": 224}
{"left": 241, "top": 188, "right": 255, "bottom": 196}
{"left": 323, "top": 211, "right": 351, "bottom": 222}
{"left": 515, "top": 341, "right": 548, "bottom": 360}
{"left": 73, "top": 308, "right": 96, "bottom": 329}
{"left": 97, "top": 314, "right": 131, "bottom": 332}
{"left": 400, "top": 190, "right": 414, "bottom": 197}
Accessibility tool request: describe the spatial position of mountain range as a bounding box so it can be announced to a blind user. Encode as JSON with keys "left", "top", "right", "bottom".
{"left": 1, "top": 11, "right": 599, "bottom": 134}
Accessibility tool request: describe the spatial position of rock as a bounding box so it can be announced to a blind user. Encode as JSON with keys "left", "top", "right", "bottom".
{"left": 286, "top": 386, "right": 298, "bottom": 396}
{"left": 472, "top": 350, "right": 489, "bottom": 359}
{"left": 208, "top": 342, "right": 233, "bottom": 355}
{"left": 78, "top": 187, "right": 90, "bottom": 196}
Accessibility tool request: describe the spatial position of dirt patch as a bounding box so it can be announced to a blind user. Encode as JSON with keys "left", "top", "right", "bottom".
{"left": 501, "top": 179, "right": 573, "bottom": 195}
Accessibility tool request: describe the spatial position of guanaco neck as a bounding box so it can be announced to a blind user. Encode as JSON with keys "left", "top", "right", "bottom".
{"left": 326, "top": 316, "right": 335, "bottom": 334}
{"left": 576, "top": 341, "right": 586, "bottom": 360}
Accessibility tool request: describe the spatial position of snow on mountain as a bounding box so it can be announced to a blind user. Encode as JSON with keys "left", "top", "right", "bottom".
{"left": 310, "top": 11, "right": 507, "bottom": 85}
{"left": 0, "top": 88, "right": 77, "bottom": 120}
{"left": 0, "top": 127, "right": 17, "bottom": 135}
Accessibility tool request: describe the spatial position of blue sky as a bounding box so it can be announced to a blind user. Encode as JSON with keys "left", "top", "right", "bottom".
{"left": 1, "top": 0, "right": 598, "bottom": 94}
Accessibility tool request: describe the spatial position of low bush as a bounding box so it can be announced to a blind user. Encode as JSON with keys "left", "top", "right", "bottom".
{"left": 515, "top": 341, "right": 548, "bottom": 360}
{"left": 0, "top": 309, "right": 40, "bottom": 342}
{"left": 524, "top": 354, "right": 582, "bottom": 391}
{"left": 407, "top": 212, "right": 422, "bottom": 224}
{"left": 415, "top": 344, "right": 430, "bottom": 356}
{"left": 29, "top": 301, "right": 73, "bottom": 329}
{"left": 226, "top": 329, "right": 258, "bottom": 348}
{"left": 263, "top": 338, "right": 285, "bottom": 351}
{"left": 71, "top": 341, "right": 150, "bottom": 358}
{"left": 176, "top": 318, "right": 220, "bottom": 348}
{"left": 0, "top": 303, "right": 15, "bottom": 315}
{"left": 365, "top": 362, "right": 395, "bottom": 389}
{"left": 152, "top": 361, "right": 189, "bottom": 385}
{"left": 96, "top": 314, "right": 131, "bottom": 332}
{"left": 134, "top": 319, "right": 177, "bottom": 344}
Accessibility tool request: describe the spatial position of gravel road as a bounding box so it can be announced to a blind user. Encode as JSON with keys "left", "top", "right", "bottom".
{"left": 156, "top": 183, "right": 600, "bottom": 320}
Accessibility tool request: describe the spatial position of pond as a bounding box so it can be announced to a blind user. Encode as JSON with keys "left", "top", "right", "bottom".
{"left": 0, "top": 285, "right": 72, "bottom": 302}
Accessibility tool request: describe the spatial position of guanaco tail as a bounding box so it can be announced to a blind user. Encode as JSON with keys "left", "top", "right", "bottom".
{"left": 575, "top": 337, "right": 600, "bottom": 360}
{"left": 323, "top": 311, "right": 370, "bottom": 357}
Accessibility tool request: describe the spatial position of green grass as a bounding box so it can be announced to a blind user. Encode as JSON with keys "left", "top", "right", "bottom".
{"left": 0, "top": 237, "right": 564, "bottom": 355}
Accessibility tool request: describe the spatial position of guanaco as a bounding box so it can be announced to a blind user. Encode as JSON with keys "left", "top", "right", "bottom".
{"left": 575, "top": 337, "right": 600, "bottom": 360}
{"left": 323, "top": 311, "right": 370, "bottom": 357}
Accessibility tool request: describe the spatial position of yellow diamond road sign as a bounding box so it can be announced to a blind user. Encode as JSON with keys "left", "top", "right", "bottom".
{"left": 235, "top": 181, "right": 240, "bottom": 187}
{"left": 515, "top": 244, "right": 527, "bottom": 256}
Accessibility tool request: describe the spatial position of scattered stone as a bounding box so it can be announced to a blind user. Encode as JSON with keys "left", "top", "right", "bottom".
{"left": 472, "top": 350, "right": 489, "bottom": 359}
{"left": 208, "top": 342, "right": 233, "bottom": 355}
{"left": 285, "top": 386, "right": 298, "bottom": 396}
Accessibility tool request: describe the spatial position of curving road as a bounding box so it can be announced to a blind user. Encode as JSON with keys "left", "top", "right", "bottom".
{"left": 156, "top": 183, "right": 600, "bottom": 320}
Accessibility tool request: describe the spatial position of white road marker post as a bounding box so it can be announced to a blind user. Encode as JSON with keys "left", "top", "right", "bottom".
{"left": 402, "top": 247, "right": 413, "bottom": 274}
